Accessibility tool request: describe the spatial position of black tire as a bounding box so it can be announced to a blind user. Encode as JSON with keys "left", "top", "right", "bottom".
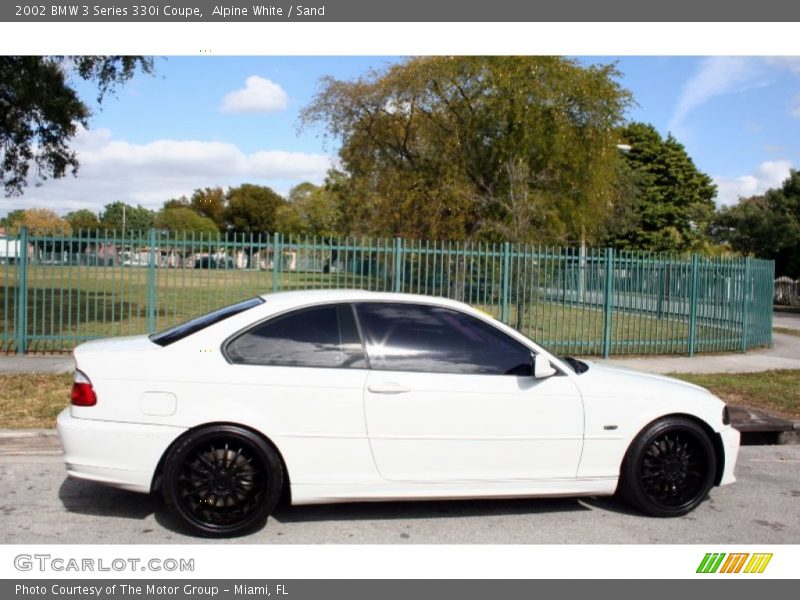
{"left": 162, "top": 425, "right": 283, "bottom": 537}
{"left": 620, "top": 416, "right": 716, "bottom": 517}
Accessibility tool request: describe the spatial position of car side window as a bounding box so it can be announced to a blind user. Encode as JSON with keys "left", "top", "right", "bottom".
{"left": 354, "top": 302, "right": 532, "bottom": 376}
{"left": 226, "top": 304, "right": 367, "bottom": 369}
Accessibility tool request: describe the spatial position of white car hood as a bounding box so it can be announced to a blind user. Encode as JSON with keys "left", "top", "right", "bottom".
{"left": 576, "top": 361, "right": 716, "bottom": 401}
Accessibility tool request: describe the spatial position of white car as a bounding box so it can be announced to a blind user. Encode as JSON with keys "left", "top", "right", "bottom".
{"left": 58, "top": 290, "right": 740, "bottom": 537}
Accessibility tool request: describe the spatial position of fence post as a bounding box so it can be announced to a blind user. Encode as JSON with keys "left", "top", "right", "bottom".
{"left": 393, "top": 237, "right": 404, "bottom": 292}
{"left": 602, "top": 247, "right": 614, "bottom": 358}
{"left": 146, "top": 228, "right": 157, "bottom": 332}
{"left": 15, "top": 227, "right": 29, "bottom": 354}
{"left": 272, "top": 232, "right": 281, "bottom": 292}
{"left": 688, "top": 253, "right": 699, "bottom": 356}
{"left": 741, "top": 257, "right": 751, "bottom": 353}
{"left": 500, "top": 241, "right": 511, "bottom": 324}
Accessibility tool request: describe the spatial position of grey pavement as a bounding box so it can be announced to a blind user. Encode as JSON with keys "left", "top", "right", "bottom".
{"left": 0, "top": 354, "right": 73, "bottom": 374}
{"left": 597, "top": 331, "right": 800, "bottom": 374}
{"left": 773, "top": 309, "right": 800, "bottom": 331}
{"left": 1, "top": 446, "right": 798, "bottom": 544}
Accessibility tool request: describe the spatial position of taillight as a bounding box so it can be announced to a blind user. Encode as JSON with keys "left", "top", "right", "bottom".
{"left": 722, "top": 405, "right": 730, "bottom": 425}
{"left": 71, "top": 370, "right": 97, "bottom": 407}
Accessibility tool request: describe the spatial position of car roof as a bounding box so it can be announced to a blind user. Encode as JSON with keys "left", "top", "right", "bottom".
{"left": 257, "top": 289, "right": 475, "bottom": 312}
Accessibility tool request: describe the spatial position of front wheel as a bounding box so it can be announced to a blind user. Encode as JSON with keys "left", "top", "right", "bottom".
{"left": 620, "top": 417, "right": 717, "bottom": 517}
{"left": 162, "top": 425, "right": 283, "bottom": 537}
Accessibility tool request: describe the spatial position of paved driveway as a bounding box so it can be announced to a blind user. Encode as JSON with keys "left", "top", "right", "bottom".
{"left": 1, "top": 446, "right": 798, "bottom": 544}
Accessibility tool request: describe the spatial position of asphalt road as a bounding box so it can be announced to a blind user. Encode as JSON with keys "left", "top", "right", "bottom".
{"left": 1, "top": 446, "right": 799, "bottom": 544}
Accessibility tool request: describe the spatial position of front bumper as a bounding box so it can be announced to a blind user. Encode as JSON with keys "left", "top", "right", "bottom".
{"left": 718, "top": 425, "right": 740, "bottom": 486}
{"left": 56, "top": 408, "right": 186, "bottom": 494}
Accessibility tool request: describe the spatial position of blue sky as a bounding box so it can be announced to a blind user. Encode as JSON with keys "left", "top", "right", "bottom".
{"left": 8, "top": 55, "right": 800, "bottom": 216}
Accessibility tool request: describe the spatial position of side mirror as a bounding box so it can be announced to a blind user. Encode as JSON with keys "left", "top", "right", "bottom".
{"left": 533, "top": 353, "right": 557, "bottom": 379}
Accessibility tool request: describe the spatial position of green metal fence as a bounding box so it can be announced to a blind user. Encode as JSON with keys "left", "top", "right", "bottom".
{"left": 0, "top": 227, "right": 774, "bottom": 356}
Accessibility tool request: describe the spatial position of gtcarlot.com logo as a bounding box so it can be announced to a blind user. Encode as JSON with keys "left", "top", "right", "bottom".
{"left": 697, "top": 552, "right": 772, "bottom": 574}
{"left": 14, "top": 554, "right": 195, "bottom": 573}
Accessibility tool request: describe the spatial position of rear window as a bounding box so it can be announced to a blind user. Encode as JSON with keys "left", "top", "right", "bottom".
{"left": 150, "top": 297, "right": 264, "bottom": 347}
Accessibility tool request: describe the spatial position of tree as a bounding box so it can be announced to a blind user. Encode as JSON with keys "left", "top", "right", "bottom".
{"left": 607, "top": 123, "right": 717, "bottom": 252}
{"left": 163, "top": 196, "right": 191, "bottom": 210}
{"left": 190, "top": 187, "right": 227, "bottom": 231}
{"left": 275, "top": 181, "right": 342, "bottom": 237}
{"left": 99, "top": 201, "right": 154, "bottom": 233}
{"left": 712, "top": 170, "right": 800, "bottom": 276}
{"left": 224, "top": 184, "right": 285, "bottom": 234}
{"left": 0, "top": 209, "right": 25, "bottom": 231}
{"left": 1, "top": 56, "right": 154, "bottom": 197}
{"left": 4, "top": 208, "right": 71, "bottom": 235}
{"left": 155, "top": 207, "right": 219, "bottom": 235}
{"left": 64, "top": 209, "right": 101, "bottom": 231}
{"left": 301, "top": 56, "right": 633, "bottom": 243}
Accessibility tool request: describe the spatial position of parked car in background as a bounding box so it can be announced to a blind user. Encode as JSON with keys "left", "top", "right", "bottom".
{"left": 57, "top": 290, "right": 740, "bottom": 537}
{"left": 193, "top": 254, "right": 237, "bottom": 269}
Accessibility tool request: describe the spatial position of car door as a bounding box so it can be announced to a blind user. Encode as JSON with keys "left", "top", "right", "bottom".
{"left": 224, "top": 303, "right": 372, "bottom": 484}
{"left": 356, "top": 302, "right": 584, "bottom": 483}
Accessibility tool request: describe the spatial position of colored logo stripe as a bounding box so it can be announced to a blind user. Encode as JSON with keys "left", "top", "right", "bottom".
{"left": 697, "top": 553, "right": 773, "bottom": 574}
{"left": 720, "top": 553, "right": 749, "bottom": 573}
{"left": 744, "top": 554, "right": 773, "bottom": 574}
{"left": 697, "top": 553, "right": 726, "bottom": 573}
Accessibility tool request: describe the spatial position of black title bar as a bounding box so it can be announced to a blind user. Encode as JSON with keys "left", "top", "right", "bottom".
{"left": 4, "top": 0, "right": 800, "bottom": 22}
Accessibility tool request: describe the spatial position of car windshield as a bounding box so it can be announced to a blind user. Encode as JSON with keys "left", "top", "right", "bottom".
{"left": 150, "top": 297, "right": 265, "bottom": 347}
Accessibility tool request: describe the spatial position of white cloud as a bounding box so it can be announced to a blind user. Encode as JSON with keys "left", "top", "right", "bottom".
{"left": 669, "top": 56, "right": 800, "bottom": 136}
{"left": 713, "top": 160, "right": 792, "bottom": 206}
{"left": 220, "top": 76, "right": 288, "bottom": 114}
{"left": 669, "top": 57, "right": 765, "bottom": 135}
{"left": 6, "top": 127, "right": 333, "bottom": 214}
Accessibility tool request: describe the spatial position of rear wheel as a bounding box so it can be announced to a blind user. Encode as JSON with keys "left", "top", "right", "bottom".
{"left": 620, "top": 417, "right": 716, "bottom": 517}
{"left": 162, "top": 425, "right": 283, "bottom": 537}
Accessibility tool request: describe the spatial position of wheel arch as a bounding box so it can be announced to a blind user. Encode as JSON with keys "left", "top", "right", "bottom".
{"left": 150, "top": 421, "right": 292, "bottom": 503}
{"left": 621, "top": 412, "right": 725, "bottom": 487}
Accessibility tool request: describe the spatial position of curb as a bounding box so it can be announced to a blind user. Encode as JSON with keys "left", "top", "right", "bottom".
{"left": 0, "top": 429, "right": 61, "bottom": 455}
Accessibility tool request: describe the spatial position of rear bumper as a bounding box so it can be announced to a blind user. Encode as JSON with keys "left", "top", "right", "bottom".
{"left": 56, "top": 408, "right": 186, "bottom": 494}
{"left": 718, "top": 425, "right": 740, "bottom": 486}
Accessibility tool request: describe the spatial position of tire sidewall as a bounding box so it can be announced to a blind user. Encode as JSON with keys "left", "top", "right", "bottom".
{"left": 162, "top": 425, "right": 283, "bottom": 537}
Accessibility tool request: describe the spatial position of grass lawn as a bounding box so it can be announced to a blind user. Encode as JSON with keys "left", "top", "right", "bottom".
{"left": 3, "top": 369, "right": 798, "bottom": 429}
{"left": 773, "top": 327, "right": 800, "bottom": 337}
{"left": 1, "top": 373, "right": 72, "bottom": 428}
{"left": 671, "top": 370, "right": 800, "bottom": 421}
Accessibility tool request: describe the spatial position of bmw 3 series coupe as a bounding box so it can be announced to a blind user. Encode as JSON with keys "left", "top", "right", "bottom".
{"left": 58, "top": 290, "right": 739, "bottom": 536}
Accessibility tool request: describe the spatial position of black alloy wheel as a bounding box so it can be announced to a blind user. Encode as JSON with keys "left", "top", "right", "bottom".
{"left": 621, "top": 417, "right": 717, "bottom": 517}
{"left": 162, "top": 425, "right": 283, "bottom": 537}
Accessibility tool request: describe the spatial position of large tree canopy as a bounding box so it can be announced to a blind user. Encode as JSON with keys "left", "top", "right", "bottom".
{"left": 275, "top": 180, "right": 343, "bottom": 237}
{"left": 712, "top": 170, "right": 800, "bottom": 277}
{"left": 155, "top": 206, "right": 219, "bottom": 235}
{"left": 1, "top": 207, "right": 70, "bottom": 235}
{"left": 607, "top": 122, "right": 718, "bottom": 252}
{"left": 224, "top": 184, "right": 286, "bottom": 234}
{"left": 301, "top": 56, "right": 633, "bottom": 243}
{"left": 0, "top": 56, "right": 154, "bottom": 197}
{"left": 99, "top": 201, "right": 155, "bottom": 233}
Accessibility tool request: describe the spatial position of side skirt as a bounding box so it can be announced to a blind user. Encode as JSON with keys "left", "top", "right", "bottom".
{"left": 289, "top": 477, "right": 618, "bottom": 506}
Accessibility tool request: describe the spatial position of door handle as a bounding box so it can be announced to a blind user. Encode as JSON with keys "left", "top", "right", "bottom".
{"left": 367, "top": 382, "right": 411, "bottom": 394}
